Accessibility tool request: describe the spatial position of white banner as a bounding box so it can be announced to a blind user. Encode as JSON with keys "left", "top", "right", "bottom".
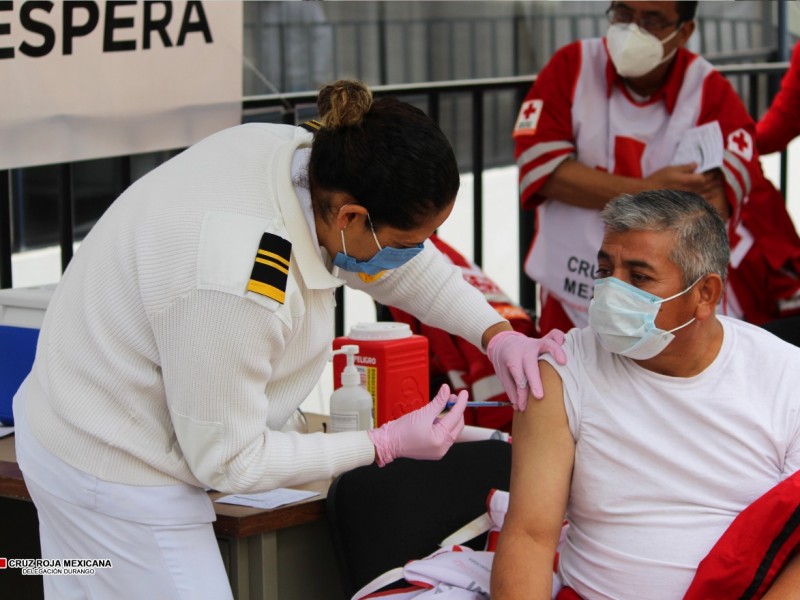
{"left": 0, "top": 0, "right": 243, "bottom": 170}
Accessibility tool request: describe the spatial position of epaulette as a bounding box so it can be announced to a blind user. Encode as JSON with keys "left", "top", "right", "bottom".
{"left": 247, "top": 232, "right": 292, "bottom": 304}
{"left": 299, "top": 119, "right": 323, "bottom": 134}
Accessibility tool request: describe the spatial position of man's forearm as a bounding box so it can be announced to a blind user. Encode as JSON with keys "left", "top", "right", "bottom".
{"left": 491, "top": 531, "right": 556, "bottom": 600}
{"left": 539, "top": 159, "right": 649, "bottom": 209}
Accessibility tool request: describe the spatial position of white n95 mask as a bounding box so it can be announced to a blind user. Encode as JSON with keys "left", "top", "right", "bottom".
{"left": 588, "top": 276, "right": 699, "bottom": 360}
{"left": 606, "top": 23, "right": 680, "bottom": 78}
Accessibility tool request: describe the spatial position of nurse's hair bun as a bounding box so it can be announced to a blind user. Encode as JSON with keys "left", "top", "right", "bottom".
{"left": 317, "top": 80, "right": 373, "bottom": 129}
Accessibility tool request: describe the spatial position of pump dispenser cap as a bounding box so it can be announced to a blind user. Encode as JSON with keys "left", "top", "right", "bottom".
{"left": 331, "top": 344, "right": 361, "bottom": 387}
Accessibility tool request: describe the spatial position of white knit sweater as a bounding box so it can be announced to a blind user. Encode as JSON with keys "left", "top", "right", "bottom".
{"left": 21, "top": 123, "right": 503, "bottom": 493}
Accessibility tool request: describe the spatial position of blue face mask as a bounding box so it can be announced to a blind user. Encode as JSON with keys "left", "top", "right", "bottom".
{"left": 332, "top": 217, "right": 423, "bottom": 276}
{"left": 588, "top": 276, "right": 700, "bottom": 360}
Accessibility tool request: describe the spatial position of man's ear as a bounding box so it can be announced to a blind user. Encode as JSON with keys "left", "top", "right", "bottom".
{"left": 695, "top": 273, "right": 723, "bottom": 321}
{"left": 677, "top": 20, "right": 695, "bottom": 48}
{"left": 333, "top": 195, "right": 367, "bottom": 230}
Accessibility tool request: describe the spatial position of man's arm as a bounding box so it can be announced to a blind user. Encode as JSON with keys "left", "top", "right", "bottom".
{"left": 491, "top": 361, "right": 575, "bottom": 599}
{"left": 699, "top": 71, "right": 776, "bottom": 225}
{"left": 756, "top": 43, "right": 800, "bottom": 155}
{"left": 763, "top": 551, "right": 800, "bottom": 599}
{"left": 539, "top": 158, "right": 722, "bottom": 211}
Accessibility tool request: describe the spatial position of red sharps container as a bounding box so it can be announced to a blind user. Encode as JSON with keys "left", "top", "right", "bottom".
{"left": 332, "top": 322, "right": 429, "bottom": 427}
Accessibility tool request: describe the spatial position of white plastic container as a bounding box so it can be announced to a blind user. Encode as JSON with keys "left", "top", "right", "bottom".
{"left": 456, "top": 424, "right": 511, "bottom": 443}
{"left": 329, "top": 344, "right": 373, "bottom": 433}
{"left": 0, "top": 284, "right": 55, "bottom": 329}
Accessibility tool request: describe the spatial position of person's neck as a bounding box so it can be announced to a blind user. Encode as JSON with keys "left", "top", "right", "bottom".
{"left": 636, "top": 318, "right": 724, "bottom": 378}
{"left": 623, "top": 57, "right": 675, "bottom": 98}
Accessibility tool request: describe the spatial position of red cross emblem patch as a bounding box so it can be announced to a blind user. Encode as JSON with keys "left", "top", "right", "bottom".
{"left": 726, "top": 128, "right": 753, "bottom": 162}
{"left": 514, "top": 99, "right": 544, "bottom": 137}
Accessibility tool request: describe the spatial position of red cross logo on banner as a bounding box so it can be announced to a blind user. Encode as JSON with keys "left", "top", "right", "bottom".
{"left": 726, "top": 128, "right": 753, "bottom": 161}
{"left": 514, "top": 99, "right": 544, "bottom": 136}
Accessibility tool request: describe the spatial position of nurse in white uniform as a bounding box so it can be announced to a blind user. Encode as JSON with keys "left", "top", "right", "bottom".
{"left": 13, "top": 79, "right": 564, "bottom": 599}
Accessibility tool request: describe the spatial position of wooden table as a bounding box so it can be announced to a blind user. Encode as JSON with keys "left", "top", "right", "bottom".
{"left": 0, "top": 413, "right": 345, "bottom": 600}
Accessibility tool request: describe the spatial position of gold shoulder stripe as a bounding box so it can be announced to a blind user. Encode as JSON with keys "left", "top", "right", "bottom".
{"left": 247, "top": 281, "right": 286, "bottom": 304}
{"left": 299, "top": 120, "right": 323, "bottom": 134}
{"left": 257, "top": 249, "right": 290, "bottom": 268}
{"left": 247, "top": 232, "right": 292, "bottom": 304}
{"left": 255, "top": 257, "right": 289, "bottom": 275}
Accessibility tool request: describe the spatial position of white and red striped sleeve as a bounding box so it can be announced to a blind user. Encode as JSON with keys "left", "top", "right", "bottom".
{"left": 697, "top": 71, "right": 762, "bottom": 225}
{"left": 514, "top": 42, "right": 582, "bottom": 209}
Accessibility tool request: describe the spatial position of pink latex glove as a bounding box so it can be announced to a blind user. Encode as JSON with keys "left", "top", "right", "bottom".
{"left": 367, "top": 384, "right": 468, "bottom": 467}
{"left": 486, "top": 329, "right": 568, "bottom": 411}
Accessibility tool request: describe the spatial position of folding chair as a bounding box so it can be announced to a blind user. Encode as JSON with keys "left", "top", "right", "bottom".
{"left": 326, "top": 439, "right": 511, "bottom": 598}
{"left": 761, "top": 315, "right": 800, "bottom": 348}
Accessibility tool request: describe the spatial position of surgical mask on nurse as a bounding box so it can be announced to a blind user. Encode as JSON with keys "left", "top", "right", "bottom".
{"left": 605, "top": 22, "right": 681, "bottom": 78}
{"left": 588, "top": 276, "right": 700, "bottom": 360}
{"left": 332, "top": 214, "right": 423, "bottom": 275}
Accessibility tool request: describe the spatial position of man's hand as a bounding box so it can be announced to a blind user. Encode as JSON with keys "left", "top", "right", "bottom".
{"left": 696, "top": 169, "right": 730, "bottom": 219}
{"left": 645, "top": 165, "right": 730, "bottom": 218}
{"left": 646, "top": 163, "right": 706, "bottom": 190}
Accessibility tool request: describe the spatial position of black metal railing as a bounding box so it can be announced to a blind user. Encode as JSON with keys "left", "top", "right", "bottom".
{"left": 0, "top": 63, "right": 792, "bottom": 335}
{"left": 243, "top": 3, "right": 782, "bottom": 95}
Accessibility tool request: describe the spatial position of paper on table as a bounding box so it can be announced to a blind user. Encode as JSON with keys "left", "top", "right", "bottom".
{"left": 215, "top": 488, "right": 320, "bottom": 510}
{"left": 672, "top": 121, "right": 723, "bottom": 173}
{"left": 0, "top": 426, "right": 13, "bottom": 438}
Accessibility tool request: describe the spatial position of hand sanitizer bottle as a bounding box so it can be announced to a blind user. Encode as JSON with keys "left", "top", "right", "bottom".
{"left": 329, "top": 345, "right": 374, "bottom": 432}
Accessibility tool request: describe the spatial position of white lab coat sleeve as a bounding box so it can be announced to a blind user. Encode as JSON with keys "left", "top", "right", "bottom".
{"left": 151, "top": 288, "right": 375, "bottom": 494}
{"left": 341, "top": 240, "right": 506, "bottom": 350}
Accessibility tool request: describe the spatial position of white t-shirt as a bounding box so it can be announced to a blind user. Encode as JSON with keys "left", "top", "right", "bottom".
{"left": 542, "top": 317, "right": 800, "bottom": 599}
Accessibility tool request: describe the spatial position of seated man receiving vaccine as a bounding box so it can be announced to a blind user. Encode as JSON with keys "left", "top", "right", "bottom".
{"left": 491, "top": 190, "right": 800, "bottom": 600}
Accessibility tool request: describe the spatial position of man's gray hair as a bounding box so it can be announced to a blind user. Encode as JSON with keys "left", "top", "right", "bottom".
{"left": 600, "top": 190, "right": 729, "bottom": 286}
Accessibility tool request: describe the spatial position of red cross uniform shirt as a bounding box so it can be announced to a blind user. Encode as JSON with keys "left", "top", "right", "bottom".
{"left": 756, "top": 42, "right": 800, "bottom": 156}
{"left": 386, "top": 235, "right": 535, "bottom": 433}
{"left": 515, "top": 39, "right": 800, "bottom": 326}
